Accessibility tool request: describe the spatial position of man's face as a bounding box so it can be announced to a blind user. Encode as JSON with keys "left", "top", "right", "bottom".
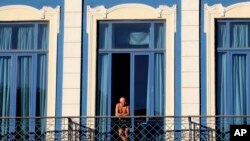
{"left": 120, "top": 98, "right": 126, "bottom": 106}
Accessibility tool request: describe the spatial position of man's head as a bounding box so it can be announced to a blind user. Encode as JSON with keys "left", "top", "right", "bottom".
{"left": 119, "top": 97, "right": 126, "bottom": 106}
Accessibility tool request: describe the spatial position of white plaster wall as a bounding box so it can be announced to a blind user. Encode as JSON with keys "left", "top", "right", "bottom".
{"left": 181, "top": 0, "right": 200, "bottom": 115}
{"left": 62, "top": 0, "right": 82, "bottom": 116}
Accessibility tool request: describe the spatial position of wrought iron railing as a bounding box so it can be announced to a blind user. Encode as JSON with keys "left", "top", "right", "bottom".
{"left": 0, "top": 116, "right": 249, "bottom": 140}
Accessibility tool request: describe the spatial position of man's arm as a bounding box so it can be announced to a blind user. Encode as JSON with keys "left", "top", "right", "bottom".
{"left": 124, "top": 106, "right": 130, "bottom": 116}
{"left": 115, "top": 104, "right": 121, "bottom": 116}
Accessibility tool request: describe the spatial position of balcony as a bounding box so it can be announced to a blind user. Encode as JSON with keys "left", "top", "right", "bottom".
{"left": 0, "top": 116, "right": 249, "bottom": 140}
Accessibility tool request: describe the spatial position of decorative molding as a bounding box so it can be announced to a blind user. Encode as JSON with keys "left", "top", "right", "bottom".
{"left": 87, "top": 5, "right": 107, "bottom": 34}
{"left": 87, "top": 5, "right": 107, "bottom": 18}
{"left": 41, "top": 6, "right": 61, "bottom": 33}
{"left": 0, "top": 5, "right": 43, "bottom": 13}
{"left": 0, "top": 5, "right": 60, "bottom": 33}
{"left": 204, "top": 2, "right": 250, "bottom": 33}
{"left": 108, "top": 3, "right": 155, "bottom": 13}
{"left": 226, "top": 2, "right": 250, "bottom": 11}
{"left": 87, "top": 4, "right": 177, "bottom": 33}
{"left": 204, "top": 4, "right": 225, "bottom": 33}
{"left": 157, "top": 5, "right": 177, "bottom": 32}
{"left": 204, "top": 4, "right": 225, "bottom": 115}
{"left": 157, "top": 5, "right": 176, "bottom": 18}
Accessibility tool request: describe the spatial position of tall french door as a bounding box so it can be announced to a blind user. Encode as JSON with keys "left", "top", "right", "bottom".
{"left": 0, "top": 53, "right": 47, "bottom": 140}
{"left": 96, "top": 21, "right": 165, "bottom": 140}
{"left": 216, "top": 20, "right": 250, "bottom": 140}
{"left": 0, "top": 22, "right": 48, "bottom": 140}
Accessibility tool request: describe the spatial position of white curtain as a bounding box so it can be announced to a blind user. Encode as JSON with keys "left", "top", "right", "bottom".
{"left": 97, "top": 23, "right": 110, "bottom": 140}
{"left": 17, "top": 26, "right": 34, "bottom": 50}
{"left": 0, "top": 26, "right": 12, "bottom": 49}
{"left": 0, "top": 57, "right": 11, "bottom": 138}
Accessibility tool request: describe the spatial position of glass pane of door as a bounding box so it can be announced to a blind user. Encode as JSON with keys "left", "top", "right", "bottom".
{"left": 232, "top": 54, "right": 247, "bottom": 120}
{"left": 111, "top": 53, "right": 130, "bottom": 116}
{"left": 112, "top": 23, "right": 150, "bottom": 49}
{"left": 230, "top": 22, "right": 250, "bottom": 48}
{"left": 216, "top": 53, "right": 228, "bottom": 115}
{"left": 36, "top": 54, "right": 47, "bottom": 140}
{"left": 16, "top": 56, "right": 32, "bottom": 140}
{"left": 133, "top": 55, "right": 149, "bottom": 140}
{"left": 134, "top": 55, "right": 149, "bottom": 116}
{"left": 154, "top": 53, "right": 165, "bottom": 116}
{"left": 0, "top": 56, "right": 11, "bottom": 137}
{"left": 96, "top": 53, "right": 110, "bottom": 140}
{"left": 111, "top": 53, "right": 130, "bottom": 141}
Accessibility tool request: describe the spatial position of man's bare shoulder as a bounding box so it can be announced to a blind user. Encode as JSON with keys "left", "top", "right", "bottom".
{"left": 116, "top": 103, "right": 120, "bottom": 107}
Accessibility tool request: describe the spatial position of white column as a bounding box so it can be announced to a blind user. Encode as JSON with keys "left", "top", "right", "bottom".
{"left": 181, "top": 0, "right": 200, "bottom": 116}
{"left": 62, "top": 0, "right": 82, "bottom": 116}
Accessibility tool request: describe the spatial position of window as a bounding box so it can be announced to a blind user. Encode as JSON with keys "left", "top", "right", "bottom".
{"left": 204, "top": 2, "right": 250, "bottom": 116}
{"left": 0, "top": 22, "right": 48, "bottom": 139}
{"left": 216, "top": 20, "right": 250, "bottom": 117}
{"left": 215, "top": 20, "right": 250, "bottom": 140}
{"left": 96, "top": 21, "right": 165, "bottom": 140}
{"left": 112, "top": 23, "right": 151, "bottom": 49}
{"left": 97, "top": 21, "right": 165, "bottom": 116}
{"left": 87, "top": 4, "right": 176, "bottom": 119}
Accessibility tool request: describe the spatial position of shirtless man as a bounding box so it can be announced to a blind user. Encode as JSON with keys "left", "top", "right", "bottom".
{"left": 115, "top": 97, "right": 130, "bottom": 141}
